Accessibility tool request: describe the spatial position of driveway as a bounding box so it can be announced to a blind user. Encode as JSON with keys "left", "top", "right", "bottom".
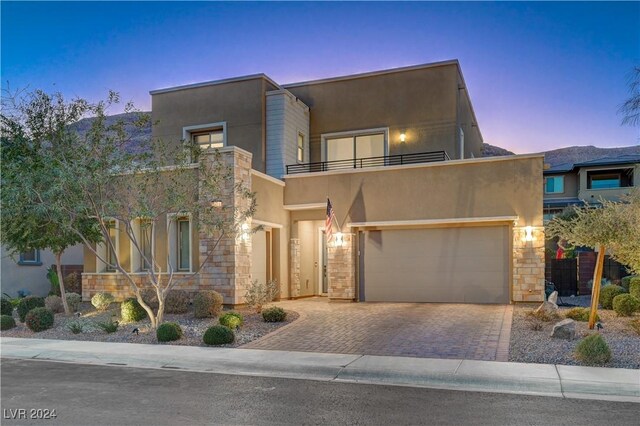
{"left": 242, "top": 298, "right": 513, "bottom": 361}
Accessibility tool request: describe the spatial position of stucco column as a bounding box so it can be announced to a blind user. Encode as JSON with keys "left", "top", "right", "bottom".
{"left": 512, "top": 226, "right": 545, "bottom": 302}
{"left": 198, "top": 147, "right": 253, "bottom": 305}
{"left": 327, "top": 233, "right": 356, "bottom": 301}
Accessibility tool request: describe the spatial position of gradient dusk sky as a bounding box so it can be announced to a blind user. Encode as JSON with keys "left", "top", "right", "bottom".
{"left": 2, "top": 1, "right": 639, "bottom": 153}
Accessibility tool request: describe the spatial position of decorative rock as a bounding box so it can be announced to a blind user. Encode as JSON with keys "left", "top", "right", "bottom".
{"left": 548, "top": 291, "right": 558, "bottom": 305}
{"left": 535, "top": 301, "right": 558, "bottom": 314}
{"left": 551, "top": 319, "right": 576, "bottom": 340}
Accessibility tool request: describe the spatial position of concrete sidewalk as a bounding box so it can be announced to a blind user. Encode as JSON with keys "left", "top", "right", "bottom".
{"left": 1, "top": 337, "right": 638, "bottom": 403}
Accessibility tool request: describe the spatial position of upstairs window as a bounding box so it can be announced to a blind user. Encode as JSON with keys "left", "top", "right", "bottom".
{"left": 18, "top": 249, "right": 41, "bottom": 265}
{"left": 544, "top": 176, "right": 564, "bottom": 194}
{"left": 297, "top": 133, "right": 305, "bottom": 162}
{"left": 587, "top": 169, "right": 633, "bottom": 190}
{"left": 324, "top": 129, "right": 387, "bottom": 163}
{"left": 193, "top": 129, "right": 224, "bottom": 150}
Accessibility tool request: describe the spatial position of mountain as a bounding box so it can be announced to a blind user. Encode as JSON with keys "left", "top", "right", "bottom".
{"left": 75, "top": 112, "right": 638, "bottom": 166}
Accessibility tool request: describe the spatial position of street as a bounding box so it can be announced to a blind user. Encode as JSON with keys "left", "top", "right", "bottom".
{"left": 1, "top": 359, "right": 637, "bottom": 425}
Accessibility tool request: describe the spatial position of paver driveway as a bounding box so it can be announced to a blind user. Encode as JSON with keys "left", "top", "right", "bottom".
{"left": 242, "top": 298, "right": 513, "bottom": 361}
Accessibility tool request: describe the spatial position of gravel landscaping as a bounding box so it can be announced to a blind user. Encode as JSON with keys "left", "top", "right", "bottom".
{"left": 509, "top": 305, "right": 640, "bottom": 369}
{"left": 1, "top": 302, "right": 299, "bottom": 348}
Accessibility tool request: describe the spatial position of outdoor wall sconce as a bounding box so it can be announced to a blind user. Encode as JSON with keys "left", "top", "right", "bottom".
{"left": 209, "top": 199, "right": 223, "bottom": 208}
{"left": 334, "top": 232, "right": 345, "bottom": 247}
{"left": 399, "top": 132, "right": 406, "bottom": 143}
{"left": 240, "top": 223, "right": 250, "bottom": 242}
{"left": 524, "top": 226, "right": 534, "bottom": 242}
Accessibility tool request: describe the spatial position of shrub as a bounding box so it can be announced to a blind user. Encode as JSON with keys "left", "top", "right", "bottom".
{"left": 120, "top": 298, "right": 147, "bottom": 322}
{"left": 165, "top": 290, "right": 190, "bottom": 314}
{"left": 245, "top": 280, "right": 278, "bottom": 313}
{"left": 91, "top": 292, "right": 115, "bottom": 311}
{"left": 96, "top": 318, "right": 119, "bottom": 333}
{"left": 193, "top": 290, "right": 223, "bottom": 318}
{"left": 1, "top": 315, "right": 16, "bottom": 330}
{"left": 203, "top": 325, "right": 234, "bottom": 345}
{"left": 45, "top": 295, "right": 64, "bottom": 313}
{"left": 620, "top": 275, "right": 637, "bottom": 292}
{"left": 0, "top": 297, "right": 13, "bottom": 316}
{"left": 526, "top": 308, "right": 560, "bottom": 322}
{"left": 575, "top": 334, "right": 611, "bottom": 365}
{"left": 599, "top": 285, "right": 626, "bottom": 310}
{"left": 67, "top": 320, "right": 84, "bottom": 334}
{"left": 17, "top": 296, "right": 45, "bottom": 322}
{"left": 219, "top": 311, "right": 244, "bottom": 329}
{"left": 629, "top": 277, "right": 640, "bottom": 300}
{"left": 66, "top": 293, "right": 82, "bottom": 312}
{"left": 612, "top": 294, "right": 640, "bottom": 317}
{"left": 63, "top": 272, "right": 82, "bottom": 294}
{"left": 564, "top": 307, "right": 599, "bottom": 322}
{"left": 47, "top": 266, "right": 60, "bottom": 296}
{"left": 25, "top": 307, "right": 54, "bottom": 332}
{"left": 156, "top": 322, "right": 182, "bottom": 342}
{"left": 140, "top": 288, "right": 159, "bottom": 310}
{"left": 262, "top": 306, "right": 287, "bottom": 322}
{"left": 629, "top": 318, "right": 640, "bottom": 335}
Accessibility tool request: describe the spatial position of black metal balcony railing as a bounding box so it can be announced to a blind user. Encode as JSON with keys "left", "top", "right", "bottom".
{"left": 286, "top": 151, "right": 451, "bottom": 175}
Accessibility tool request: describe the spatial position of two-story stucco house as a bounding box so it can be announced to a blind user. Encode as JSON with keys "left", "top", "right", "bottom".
{"left": 82, "top": 60, "right": 545, "bottom": 305}
{"left": 543, "top": 155, "right": 640, "bottom": 222}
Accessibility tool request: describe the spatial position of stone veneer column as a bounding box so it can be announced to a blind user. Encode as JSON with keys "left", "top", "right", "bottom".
{"left": 327, "top": 233, "right": 356, "bottom": 301}
{"left": 289, "top": 238, "right": 301, "bottom": 298}
{"left": 512, "top": 226, "right": 545, "bottom": 302}
{"left": 198, "top": 147, "right": 253, "bottom": 306}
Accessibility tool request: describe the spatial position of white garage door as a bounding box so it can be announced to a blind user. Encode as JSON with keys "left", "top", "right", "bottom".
{"left": 361, "top": 226, "right": 509, "bottom": 304}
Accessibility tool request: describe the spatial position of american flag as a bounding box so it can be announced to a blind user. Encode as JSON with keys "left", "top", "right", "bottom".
{"left": 326, "top": 198, "right": 337, "bottom": 242}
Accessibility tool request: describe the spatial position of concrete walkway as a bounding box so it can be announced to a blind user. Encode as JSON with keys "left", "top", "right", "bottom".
{"left": 243, "top": 298, "right": 512, "bottom": 361}
{"left": 1, "top": 337, "right": 637, "bottom": 403}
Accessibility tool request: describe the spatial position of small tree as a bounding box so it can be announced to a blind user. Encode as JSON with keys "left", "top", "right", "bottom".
{"left": 47, "top": 92, "right": 256, "bottom": 328}
{"left": 547, "top": 190, "right": 640, "bottom": 328}
{"left": 619, "top": 66, "right": 640, "bottom": 127}
{"left": 1, "top": 90, "right": 101, "bottom": 314}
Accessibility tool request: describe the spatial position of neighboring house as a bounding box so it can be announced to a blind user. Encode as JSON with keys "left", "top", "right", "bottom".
{"left": 543, "top": 155, "right": 640, "bottom": 222}
{"left": 83, "top": 60, "right": 545, "bottom": 305}
{"left": 1, "top": 245, "right": 84, "bottom": 297}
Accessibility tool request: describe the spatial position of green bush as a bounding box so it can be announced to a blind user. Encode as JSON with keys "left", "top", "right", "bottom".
{"left": 25, "top": 307, "right": 54, "bottom": 332}
{"left": 67, "top": 320, "right": 84, "bottom": 334}
{"left": 156, "top": 322, "right": 183, "bottom": 342}
{"left": 1, "top": 315, "right": 16, "bottom": 330}
{"left": 575, "top": 334, "right": 611, "bottom": 365}
{"left": 91, "top": 292, "right": 115, "bottom": 311}
{"left": 96, "top": 318, "right": 119, "bottom": 333}
{"left": 17, "top": 296, "right": 45, "bottom": 322}
{"left": 193, "top": 290, "right": 223, "bottom": 318}
{"left": 219, "top": 311, "right": 244, "bottom": 329}
{"left": 165, "top": 290, "right": 190, "bottom": 314}
{"left": 629, "top": 277, "right": 640, "bottom": 300}
{"left": 45, "top": 295, "right": 64, "bottom": 313}
{"left": 203, "top": 325, "right": 234, "bottom": 345}
{"left": 564, "top": 307, "right": 599, "bottom": 322}
{"left": 120, "top": 298, "right": 147, "bottom": 322}
{"left": 620, "top": 275, "right": 637, "bottom": 292}
{"left": 0, "top": 297, "right": 13, "bottom": 316}
{"left": 526, "top": 308, "right": 560, "bottom": 322}
{"left": 599, "top": 285, "right": 626, "bottom": 310}
{"left": 262, "top": 306, "right": 287, "bottom": 322}
{"left": 612, "top": 294, "right": 640, "bottom": 317}
{"left": 66, "top": 293, "right": 82, "bottom": 312}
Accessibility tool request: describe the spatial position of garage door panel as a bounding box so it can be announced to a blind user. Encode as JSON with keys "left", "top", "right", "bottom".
{"left": 363, "top": 227, "right": 509, "bottom": 304}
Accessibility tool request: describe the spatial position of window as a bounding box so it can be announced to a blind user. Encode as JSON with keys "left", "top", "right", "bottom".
{"left": 133, "top": 219, "right": 153, "bottom": 272}
{"left": 18, "top": 249, "right": 41, "bottom": 265}
{"left": 105, "top": 221, "right": 118, "bottom": 272}
{"left": 193, "top": 129, "right": 224, "bottom": 150}
{"left": 177, "top": 219, "right": 190, "bottom": 271}
{"left": 324, "top": 130, "right": 386, "bottom": 163}
{"left": 297, "top": 133, "right": 305, "bottom": 162}
{"left": 587, "top": 169, "right": 633, "bottom": 190}
{"left": 544, "top": 176, "right": 564, "bottom": 194}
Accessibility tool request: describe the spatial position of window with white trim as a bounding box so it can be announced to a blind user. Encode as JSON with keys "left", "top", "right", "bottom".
{"left": 168, "top": 214, "right": 192, "bottom": 273}
{"left": 96, "top": 219, "right": 118, "bottom": 273}
{"left": 297, "top": 132, "right": 305, "bottom": 163}
{"left": 132, "top": 218, "right": 153, "bottom": 272}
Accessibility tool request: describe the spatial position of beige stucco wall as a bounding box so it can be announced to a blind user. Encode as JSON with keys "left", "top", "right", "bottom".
{"left": 578, "top": 164, "right": 639, "bottom": 203}
{"left": 284, "top": 155, "right": 544, "bottom": 228}
{"left": 285, "top": 62, "right": 482, "bottom": 162}
{"left": 151, "top": 77, "right": 278, "bottom": 172}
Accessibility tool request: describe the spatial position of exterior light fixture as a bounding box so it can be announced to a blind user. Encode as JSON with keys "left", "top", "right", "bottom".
{"left": 400, "top": 132, "right": 406, "bottom": 143}
{"left": 209, "top": 199, "right": 223, "bottom": 208}
{"left": 334, "top": 232, "right": 344, "bottom": 247}
{"left": 240, "top": 223, "right": 250, "bottom": 242}
{"left": 524, "top": 226, "right": 534, "bottom": 242}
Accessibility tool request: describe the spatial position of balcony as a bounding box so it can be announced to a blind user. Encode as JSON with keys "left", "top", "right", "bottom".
{"left": 286, "top": 151, "right": 451, "bottom": 175}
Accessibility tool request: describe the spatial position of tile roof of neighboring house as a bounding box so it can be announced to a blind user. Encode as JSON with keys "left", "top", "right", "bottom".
{"left": 544, "top": 155, "right": 640, "bottom": 174}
